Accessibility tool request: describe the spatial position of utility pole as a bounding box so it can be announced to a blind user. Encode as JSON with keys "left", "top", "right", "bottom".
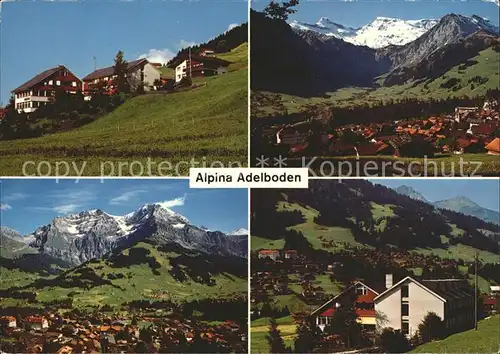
{"left": 93, "top": 56, "right": 97, "bottom": 71}
{"left": 189, "top": 47, "right": 192, "bottom": 78}
{"left": 474, "top": 252, "right": 478, "bottom": 330}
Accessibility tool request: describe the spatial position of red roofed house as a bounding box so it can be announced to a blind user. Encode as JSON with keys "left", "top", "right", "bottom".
{"left": 0, "top": 108, "right": 8, "bottom": 120}
{"left": 485, "top": 137, "right": 500, "bottom": 155}
{"left": 258, "top": 249, "right": 280, "bottom": 261}
{"left": 310, "top": 281, "right": 379, "bottom": 332}
{"left": 82, "top": 58, "right": 160, "bottom": 96}
{"left": 0, "top": 316, "right": 17, "bottom": 328}
{"left": 284, "top": 250, "right": 298, "bottom": 260}
{"left": 25, "top": 316, "right": 49, "bottom": 330}
{"left": 168, "top": 55, "right": 231, "bottom": 83}
{"left": 12, "top": 65, "right": 83, "bottom": 113}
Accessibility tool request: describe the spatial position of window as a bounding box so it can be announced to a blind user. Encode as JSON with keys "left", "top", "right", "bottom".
{"left": 49, "top": 80, "right": 53, "bottom": 85}
{"left": 402, "top": 320, "right": 409, "bottom": 335}
{"left": 402, "top": 302, "right": 409, "bottom": 316}
{"left": 356, "top": 284, "right": 367, "bottom": 295}
{"left": 401, "top": 285, "right": 409, "bottom": 297}
{"left": 56, "top": 80, "right": 61, "bottom": 86}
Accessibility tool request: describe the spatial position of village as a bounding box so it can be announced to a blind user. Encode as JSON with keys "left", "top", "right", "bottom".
{"left": 257, "top": 98, "right": 500, "bottom": 160}
{"left": 0, "top": 309, "right": 246, "bottom": 353}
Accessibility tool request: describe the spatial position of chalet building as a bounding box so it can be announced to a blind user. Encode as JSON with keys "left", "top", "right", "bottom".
{"left": 25, "top": 316, "right": 49, "bottom": 330}
{"left": 284, "top": 250, "right": 298, "bottom": 260}
{"left": 310, "top": 281, "right": 380, "bottom": 332}
{"left": 485, "top": 138, "right": 500, "bottom": 155}
{"left": 374, "top": 275, "right": 474, "bottom": 337}
{"left": 82, "top": 58, "right": 160, "bottom": 95}
{"left": 200, "top": 49, "right": 215, "bottom": 57}
{"left": 0, "top": 316, "right": 17, "bottom": 328}
{"left": 12, "top": 65, "right": 83, "bottom": 113}
{"left": 490, "top": 285, "right": 500, "bottom": 296}
{"left": 257, "top": 249, "right": 280, "bottom": 261}
{"left": 169, "top": 55, "right": 231, "bottom": 83}
{"left": 455, "top": 107, "right": 480, "bottom": 123}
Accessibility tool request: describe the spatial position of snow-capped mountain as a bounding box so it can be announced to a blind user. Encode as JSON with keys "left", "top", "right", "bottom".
{"left": 394, "top": 185, "right": 430, "bottom": 203}
{"left": 290, "top": 16, "right": 439, "bottom": 48}
{"left": 27, "top": 203, "right": 247, "bottom": 265}
{"left": 229, "top": 228, "right": 249, "bottom": 236}
{"left": 290, "top": 14, "right": 498, "bottom": 49}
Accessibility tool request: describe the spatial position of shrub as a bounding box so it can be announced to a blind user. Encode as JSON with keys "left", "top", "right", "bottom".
{"left": 376, "top": 328, "right": 410, "bottom": 353}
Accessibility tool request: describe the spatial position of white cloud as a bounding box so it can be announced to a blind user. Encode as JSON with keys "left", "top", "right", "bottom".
{"left": 178, "top": 39, "right": 196, "bottom": 49}
{"left": 481, "top": 0, "right": 499, "bottom": 6}
{"left": 138, "top": 48, "right": 175, "bottom": 65}
{"left": 54, "top": 204, "right": 81, "bottom": 214}
{"left": 109, "top": 190, "right": 147, "bottom": 205}
{"left": 158, "top": 194, "right": 186, "bottom": 209}
{"left": 3, "top": 192, "right": 28, "bottom": 202}
{"left": 1, "top": 203, "right": 12, "bottom": 211}
{"left": 227, "top": 23, "right": 239, "bottom": 32}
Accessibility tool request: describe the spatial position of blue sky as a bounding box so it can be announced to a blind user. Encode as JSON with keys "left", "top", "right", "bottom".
{"left": 0, "top": 1, "right": 247, "bottom": 105}
{"left": 252, "top": 0, "right": 500, "bottom": 28}
{"left": 370, "top": 179, "right": 500, "bottom": 211}
{"left": 0, "top": 179, "right": 248, "bottom": 235}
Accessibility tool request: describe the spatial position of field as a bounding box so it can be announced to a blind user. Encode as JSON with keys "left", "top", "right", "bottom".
{"left": 410, "top": 315, "right": 500, "bottom": 353}
{"left": 252, "top": 199, "right": 499, "bottom": 264}
{"left": 251, "top": 315, "right": 297, "bottom": 353}
{"left": 0, "top": 45, "right": 248, "bottom": 176}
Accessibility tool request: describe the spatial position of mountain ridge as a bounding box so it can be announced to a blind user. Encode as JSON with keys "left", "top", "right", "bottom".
{"left": 3, "top": 203, "right": 247, "bottom": 266}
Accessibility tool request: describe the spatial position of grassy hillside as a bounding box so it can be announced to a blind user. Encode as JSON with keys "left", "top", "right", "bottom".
{"left": 217, "top": 43, "right": 249, "bottom": 72}
{"left": 410, "top": 315, "right": 500, "bottom": 353}
{"left": 251, "top": 315, "right": 297, "bottom": 353}
{"left": 251, "top": 199, "right": 499, "bottom": 264}
{"left": 253, "top": 47, "right": 499, "bottom": 117}
{"left": 0, "top": 68, "right": 247, "bottom": 176}
{"left": 0, "top": 242, "right": 247, "bottom": 311}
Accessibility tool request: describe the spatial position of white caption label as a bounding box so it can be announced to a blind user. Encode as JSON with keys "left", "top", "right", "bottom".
{"left": 189, "top": 168, "right": 309, "bottom": 188}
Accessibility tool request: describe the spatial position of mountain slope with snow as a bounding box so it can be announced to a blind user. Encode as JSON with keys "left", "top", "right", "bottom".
{"left": 24, "top": 203, "right": 247, "bottom": 265}
{"left": 290, "top": 16, "right": 439, "bottom": 48}
{"left": 289, "top": 14, "right": 498, "bottom": 50}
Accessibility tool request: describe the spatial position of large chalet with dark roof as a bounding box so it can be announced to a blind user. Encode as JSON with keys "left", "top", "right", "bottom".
{"left": 12, "top": 65, "right": 83, "bottom": 113}
{"left": 168, "top": 54, "right": 231, "bottom": 83}
{"left": 82, "top": 58, "right": 160, "bottom": 95}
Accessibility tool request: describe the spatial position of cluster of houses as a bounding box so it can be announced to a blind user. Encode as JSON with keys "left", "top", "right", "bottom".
{"left": 274, "top": 100, "right": 500, "bottom": 157}
{"left": 0, "top": 312, "right": 245, "bottom": 353}
{"left": 8, "top": 49, "right": 231, "bottom": 114}
{"left": 257, "top": 249, "right": 298, "bottom": 261}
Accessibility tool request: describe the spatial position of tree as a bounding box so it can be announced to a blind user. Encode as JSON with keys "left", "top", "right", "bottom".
{"left": 324, "top": 293, "right": 362, "bottom": 348}
{"left": 215, "top": 40, "right": 229, "bottom": 53}
{"left": 266, "top": 318, "right": 291, "bottom": 353}
{"left": 418, "top": 312, "right": 446, "bottom": 343}
{"left": 294, "top": 322, "right": 321, "bottom": 353}
{"left": 264, "top": 0, "right": 299, "bottom": 21}
{"left": 113, "top": 50, "right": 130, "bottom": 93}
{"left": 376, "top": 328, "right": 410, "bottom": 353}
{"left": 131, "top": 315, "right": 138, "bottom": 326}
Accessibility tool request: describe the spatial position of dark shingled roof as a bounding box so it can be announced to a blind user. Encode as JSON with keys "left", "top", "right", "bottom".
{"left": 12, "top": 65, "right": 68, "bottom": 93}
{"left": 82, "top": 58, "right": 149, "bottom": 81}
{"left": 167, "top": 55, "right": 231, "bottom": 69}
